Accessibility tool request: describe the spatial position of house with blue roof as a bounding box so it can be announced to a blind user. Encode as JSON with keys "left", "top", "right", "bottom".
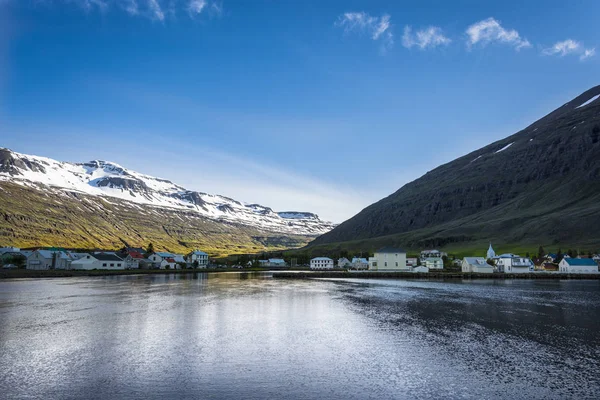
{"left": 186, "top": 250, "right": 209, "bottom": 268}
{"left": 559, "top": 258, "right": 599, "bottom": 273}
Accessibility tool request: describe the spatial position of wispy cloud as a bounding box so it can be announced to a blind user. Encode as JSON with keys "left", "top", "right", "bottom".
{"left": 542, "top": 39, "right": 595, "bottom": 61}
{"left": 146, "top": 0, "right": 164, "bottom": 21}
{"left": 6, "top": 0, "right": 222, "bottom": 21}
{"left": 120, "top": 0, "right": 139, "bottom": 15}
{"left": 466, "top": 17, "right": 531, "bottom": 51}
{"left": 187, "top": 0, "right": 205, "bottom": 16}
{"left": 542, "top": 39, "right": 580, "bottom": 56}
{"left": 335, "top": 12, "right": 394, "bottom": 51}
{"left": 402, "top": 26, "right": 451, "bottom": 50}
{"left": 580, "top": 48, "right": 595, "bottom": 61}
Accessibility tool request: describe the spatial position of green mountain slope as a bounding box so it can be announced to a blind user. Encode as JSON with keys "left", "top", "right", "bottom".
{"left": 0, "top": 182, "right": 312, "bottom": 257}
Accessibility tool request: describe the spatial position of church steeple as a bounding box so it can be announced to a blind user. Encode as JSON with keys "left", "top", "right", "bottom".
{"left": 487, "top": 243, "right": 496, "bottom": 259}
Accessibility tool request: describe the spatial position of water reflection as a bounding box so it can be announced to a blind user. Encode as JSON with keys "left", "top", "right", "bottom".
{"left": 0, "top": 274, "right": 599, "bottom": 399}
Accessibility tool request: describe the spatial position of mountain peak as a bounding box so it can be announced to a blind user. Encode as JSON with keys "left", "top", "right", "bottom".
{"left": 0, "top": 148, "right": 335, "bottom": 236}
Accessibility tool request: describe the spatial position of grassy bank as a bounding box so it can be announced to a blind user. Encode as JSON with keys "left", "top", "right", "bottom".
{"left": 272, "top": 271, "right": 600, "bottom": 280}
{"left": 0, "top": 268, "right": 269, "bottom": 279}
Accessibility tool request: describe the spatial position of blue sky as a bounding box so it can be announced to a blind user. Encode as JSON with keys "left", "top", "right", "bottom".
{"left": 1, "top": 0, "right": 599, "bottom": 222}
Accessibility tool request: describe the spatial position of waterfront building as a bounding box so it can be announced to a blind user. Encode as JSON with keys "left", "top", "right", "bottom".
{"left": 462, "top": 257, "right": 494, "bottom": 273}
{"left": 559, "top": 258, "right": 599, "bottom": 273}
{"left": 310, "top": 257, "right": 334, "bottom": 270}
{"left": 495, "top": 254, "right": 534, "bottom": 273}
{"left": 369, "top": 247, "right": 408, "bottom": 271}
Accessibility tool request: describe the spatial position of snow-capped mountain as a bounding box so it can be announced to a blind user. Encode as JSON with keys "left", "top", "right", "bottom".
{"left": 0, "top": 148, "right": 335, "bottom": 236}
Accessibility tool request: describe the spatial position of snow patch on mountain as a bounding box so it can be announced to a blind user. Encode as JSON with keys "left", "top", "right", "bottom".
{"left": 576, "top": 94, "right": 600, "bottom": 109}
{"left": 495, "top": 142, "right": 514, "bottom": 154}
{"left": 0, "top": 148, "right": 335, "bottom": 236}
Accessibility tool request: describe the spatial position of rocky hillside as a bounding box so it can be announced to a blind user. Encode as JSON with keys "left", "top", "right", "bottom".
{"left": 0, "top": 149, "right": 335, "bottom": 255}
{"left": 309, "top": 86, "right": 600, "bottom": 252}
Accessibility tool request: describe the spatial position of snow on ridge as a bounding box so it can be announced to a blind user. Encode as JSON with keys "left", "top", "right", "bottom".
{"left": 470, "top": 155, "right": 483, "bottom": 163}
{"left": 576, "top": 94, "right": 600, "bottom": 109}
{"left": 494, "top": 142, "right": 514, "bottom": 154}
{"left": 0, "top": 148, "right": 334, "bottom": 236}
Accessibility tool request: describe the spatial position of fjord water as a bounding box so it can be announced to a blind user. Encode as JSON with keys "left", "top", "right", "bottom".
{"left": 1, "top": 274, "right": 599, "bottom": 399}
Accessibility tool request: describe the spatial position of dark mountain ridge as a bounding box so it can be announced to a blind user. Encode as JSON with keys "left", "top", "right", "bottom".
{"left": 310, "top": 86, "right": 600, "bottom": 252}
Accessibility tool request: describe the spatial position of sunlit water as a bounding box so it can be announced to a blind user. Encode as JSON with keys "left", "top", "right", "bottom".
{"left": 1, "top": 273, "right": 599, "bottom": 399}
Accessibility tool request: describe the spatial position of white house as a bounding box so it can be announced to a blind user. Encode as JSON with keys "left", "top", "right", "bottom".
{"left": 424, "top": 257, "right": 444, "bottom": 270}
{"left": 148, "top": 252, "right": 173, "bottom": 268}
{"left": 369, "top": 247, "right": 408, "bottom": 271}
{"left": 26, "top": 250, "right": 73, "bottom": 270}
{"left": 462, "top": 257, "right": 494, "bottom": 273}
{"left": 495, "top": 254, "right": 534, "bottom": 273}
{"left": 160, "top": 257, "right": 178, "bottom": 269}
{"left": 559, "top": 258, "right": 599, "bottom": 273}
{"left": 71, "top": 253, "right": 125, "bottom": 270}
{"left": 420, "top": 249, "right": 445, "bottom": 260}
{"left": 268, "top": 258, "right": 287, "bottom": 267}
{"left": 337, "top": 258, "right": 351, "bottom": 268}
{"left": 186, "top": 250, "right": 209, "bottom": 268}
{"left": 310, "top": 257, "right": 334, "bottom": 270}
{"left": 351, "top": 257, "right": 369, "bottom": 270}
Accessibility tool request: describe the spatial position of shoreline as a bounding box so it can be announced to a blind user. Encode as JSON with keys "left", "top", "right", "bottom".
{"left": 2, "top": 269, "right": 599, "bottom": 280}
{"left": 0, "top": 268, "right": 270, "bottom": 280}
{"left": 271, "top": 271, "right": 600, "bottom": 280}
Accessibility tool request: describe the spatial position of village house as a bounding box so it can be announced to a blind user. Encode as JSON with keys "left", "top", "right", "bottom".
{"left": 121, "top": 250, "right": 144, "bottom": 269}
{"left": 337, "top": 257, "right": 351, "bottom": 268}
{"left": 559, "top": 258, "right": 599, "bottom": 273}
{"left": 71, "top": 253, "right": 125, "bottom": 270}
{"left": 148, "top": 252, "right": 174, "bottom": 268}
{"left": 0, "top": 247, "right": 20, "bottom": 255}
{"left": 160, "top": 257, "right": 178, "bottom": 269}
{"left": 186, "top": 250, "right": 209, "bottom": 268}
{"left": 267, "top": 258, "right": 287, "bottom": 267}
{"left": 406, "top": 257, "right": 418, "bottom": 267}
{"left": 26, "top": 250, "right": 74, "bottom": 270}
{"left": 495, "top": 254, "right": 534, "bottom": 273}
{"left": 424, "top": 257, "right": 444, "bottom": 270}
{"left": 369, "top": 247, "right": 408, "bottom": 271}
{"left": 462, "top": 257, "right": 494, "bottom": 273}
{"left": 420, "top": 249, "right": 446, "bottom": 261}
{"left": 310, "top": 257, "right": 334, "bottom": 270}
{"left": 541, "top": 262, "right": 559, "bottom": 272}
{"left": 351, "top": 257, "right": 369, "bottom": 270}
{"left": 1, "top": 251, "right": 26, "bottom": 265}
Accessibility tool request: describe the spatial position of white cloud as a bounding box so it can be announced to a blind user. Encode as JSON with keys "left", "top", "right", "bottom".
{"left": 6, "top": 0, "right": 222, "bottom": 21}
{"left": 402, "top": 26, "right": 451, "bottom": 49}
{"left": 335, "top": 12, "right": 394, "bottom": 50}
{"left": 120, "top": 0, "right": 139, "bottom": 15}
{"left": 581, "top": 48, "right": 595, "bottom": 61}
{"left": 466, "top": 17, "right": 531, "bottom": 51}
{"left": 146, "top": 0, "right": 164, "bottom": 21}
{"left": 542, "top": 39, "right": 580, "bottom": 56}
{"left": 187, "top": 0, "right": 206, "bottom": 16}
{"left": 542, "top": 39, "right": 595, "bottom": 61}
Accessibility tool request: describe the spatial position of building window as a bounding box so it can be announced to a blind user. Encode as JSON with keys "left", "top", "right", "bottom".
{"left": 103, "top": 263, "right": 107, "bottom": 267}
{"left": 395, "top": 262, "right": 398, "bottom": 267}
{"left": 117, "top": 264, "right": 121, "bottom": 267}
{"left": 385, "top": 262, "right": 387, "bottom": 267}
{"left": 110, "top": 263, "right": 114, "bottom": 267}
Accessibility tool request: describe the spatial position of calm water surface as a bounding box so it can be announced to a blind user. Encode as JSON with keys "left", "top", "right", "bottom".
{"left": 1, "top": 273, "right": 599, "bottom": 399}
